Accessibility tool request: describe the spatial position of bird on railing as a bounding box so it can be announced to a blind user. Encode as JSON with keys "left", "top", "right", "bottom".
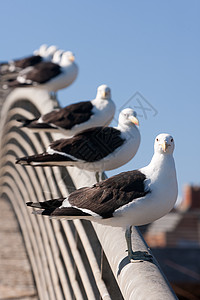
{"left": 52, "top": 49, "right": 65, "bottom": 64}
{"left": 16, "top": 84, "right": 115, "bottom": 137}
{"left": 16, "top": 107, "right": 140, "bottom": 181}
{"left": 0, "top": 44, "right": 58, "bottom": 74}
{"left": 2, "top": 51, "right": 78, "bottom": 93}
{"left": 26, "top": 133, "right": 178, "bottom": 262}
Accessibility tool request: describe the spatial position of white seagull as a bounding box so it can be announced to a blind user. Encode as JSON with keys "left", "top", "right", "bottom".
{"left": 16, "top": 108, "right": 140, "bottom": 178}
{"left": 0, "top": 44, "right": 57, "bottom": 74}
{"left": 17, "top": 84, "right": 116, "bottom": 137}
{"left": 3, "top": 51, "right": 78, "bottom": 92}
{"left": 52, "top": 49, "right": 65, "bottom": 64}
{"left": 26, "top": 133, "right": 178, "bottom": 262}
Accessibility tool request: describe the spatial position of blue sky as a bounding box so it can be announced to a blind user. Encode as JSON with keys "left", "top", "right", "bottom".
{"left": 1, "top": 0, "right": 200, "bottom": 199}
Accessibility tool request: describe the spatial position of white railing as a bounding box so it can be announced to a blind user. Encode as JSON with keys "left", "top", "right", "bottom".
{"left": 0, "top": 88, "right": 178, "bottom": 300}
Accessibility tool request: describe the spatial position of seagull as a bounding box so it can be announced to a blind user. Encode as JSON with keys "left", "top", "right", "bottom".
{"left": 0, "top": 44, "right": 57, "bottom": 74}
{"left": 17, "top": 84, "right": 116, "bottom": 136}
{"left": 16, "top": 108, "right": 140, "bottom": 179}
{"left": 52, "top": 49, "right": 64, "bottom": 64}
{"left": 2, "top": 51, "right": 78, "bottom": 93}
{"left": 26, "top": 133, "right": 178, "bottom": 262}
{"left": 33, "top": 44, "right": 49, "bottom": 56}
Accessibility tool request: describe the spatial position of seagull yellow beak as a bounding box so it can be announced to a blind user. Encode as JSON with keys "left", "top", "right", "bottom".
{"left": 69, "top": 55, "right": 75, "bottom": 62}
{"left": 161, "top": 141, "right": 168, "bottom": 152}
{"left": 102, "top": 91, "right": 106, "bottom": 98}
{"left": 102, "top": 91, "right": 110, "bottom": 98}
{"left": 129, "top": 116, "right": 139, "bottom": 126}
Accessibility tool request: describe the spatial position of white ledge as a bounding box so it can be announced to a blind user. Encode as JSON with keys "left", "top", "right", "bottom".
{"left": 93, "top": 223, "right": 178, "bottom": 300}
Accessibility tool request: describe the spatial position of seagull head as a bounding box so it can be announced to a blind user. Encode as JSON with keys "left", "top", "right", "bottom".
{"left": 61, "top": 51, "right": 75, "bottom": 65}
{"left": 52, "top": 49, "right": 64, "bottom": 64}
{"left": 118, "top": 108, "right": 139, "bottom": 127}
{"left": 46, "top": 45, "right": 58, "bottom": 58}
{"left": 34, "top": 44, "right": 48, "bottom": 56}
{"left": 97, "top": 84, "right": 111, "bottom": 100}
{"left": 154, "top": 133, "right": 175, "bottom": 155}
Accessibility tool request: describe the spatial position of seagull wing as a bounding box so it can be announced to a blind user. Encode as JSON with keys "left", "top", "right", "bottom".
{"left": 50, "top": 126, "right": 125, "bottom": 162}
{"left": 19, "top": 61, "right": 61, "bottom": 84}
{"left": 16, "top": 127, "right": 126, "bottom": 165}
{"left": 14, "top": 55, "right": 42, "bottom": 69}
{"left": 42, "top": 101, "right": 93, "bottom": 129}
{"left": 27, "top": 170, "right": 150, "bottom": 218}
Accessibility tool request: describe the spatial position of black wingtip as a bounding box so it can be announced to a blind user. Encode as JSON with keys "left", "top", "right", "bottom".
{"left": 16, "top": 118, "right": 36, "bottom": 127}
{"left": 16, "top": 158, "right": 25, "bottom": 165}
{"left": 26, "top": 202, "right": 42, "bottom": 208}
{"left": 16, "top": 119, "right": 27, "bottom": 127}
{"left": 15, "top": 157, "right": 30, "bottom": 165}
{"left": 16, "top": 119, "right": 24, "bottom": 123}
{"left": 15, "top": 158, "right": 20, "bottom": 164}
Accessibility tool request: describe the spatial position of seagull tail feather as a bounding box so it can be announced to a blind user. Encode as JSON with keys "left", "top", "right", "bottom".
{"left": 27, "top": 198, "right": 65, "bottom": 209}
{"left": 16, "top": 118, "right": 38, "bottom": 127}
{"left": 15, "top": 153, "right": 56, "bottom": 166}
{"left": 16, "top": 152, "right": 75, "bottom": 166}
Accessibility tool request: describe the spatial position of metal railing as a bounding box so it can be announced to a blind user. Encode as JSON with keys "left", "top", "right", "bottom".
{"left": 0, "top": 87, "right": 178, "bottom": 300}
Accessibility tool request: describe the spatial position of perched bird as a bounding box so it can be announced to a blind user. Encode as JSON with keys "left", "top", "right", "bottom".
{"left": 33, "top": 44, "right": 49, "bottom": 56}
{"left": 2, "top": 51, "right": 78, "bottom": 92}
{"left": 17, "top": 84, "right": 116, "bottom": 136}
{"left": 16, "top": 108, "right": 140, "bottom": 179}
{"left": 52, "top": 49, "right": 64, "bottom": 64}
{"left": 26, "top": 133, "right": 178, "bottom": 262}
{"left": 0, "top": 44, "right": 57, "bottom": 74}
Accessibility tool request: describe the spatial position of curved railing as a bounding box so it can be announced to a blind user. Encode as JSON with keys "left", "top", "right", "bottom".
{"left": 0, "top": 87, "right": 178, "bottom": 300}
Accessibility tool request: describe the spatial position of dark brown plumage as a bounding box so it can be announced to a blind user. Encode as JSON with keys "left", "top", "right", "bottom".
{"left": 42, "top": 101, "right": 93, "bottom": 129}
{"left": 18, "top": 101, "right": 93, "bottom": 130}
{"left": 0, "top": 55, "right": 43, "bottom": 74}
{"left": 16, "top": 126, "right": 125, "bottom": 165}
{"left": 10, "top": 55, "right": 43, "bottom": 69}
{"left": 27, "top": 170, "right": 150, "bottom": 218}
{"left": 7, "top": 61, "right": 61, "bottom": 87}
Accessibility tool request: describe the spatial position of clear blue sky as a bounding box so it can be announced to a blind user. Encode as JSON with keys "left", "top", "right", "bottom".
{"left": 1, "top": 0, "right": 200, "bottom": 199}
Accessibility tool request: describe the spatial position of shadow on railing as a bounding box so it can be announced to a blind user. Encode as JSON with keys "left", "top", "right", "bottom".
{"left": 0, "top": 88, "right": 178, "bottom": 300}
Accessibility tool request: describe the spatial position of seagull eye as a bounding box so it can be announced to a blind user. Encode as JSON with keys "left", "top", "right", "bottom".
{"left": 156, "top": 138, "right": 159, "bottom": 142}
{"left": 171, "top": 138, "right": 173, "bottom": 142}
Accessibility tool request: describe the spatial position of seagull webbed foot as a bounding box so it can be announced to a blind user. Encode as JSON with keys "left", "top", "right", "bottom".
{"left": 125, "top": 226, "right": 153, "bottom": 263}
{"left": 127, "top": 250, "right": 153, "bottom": 263}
